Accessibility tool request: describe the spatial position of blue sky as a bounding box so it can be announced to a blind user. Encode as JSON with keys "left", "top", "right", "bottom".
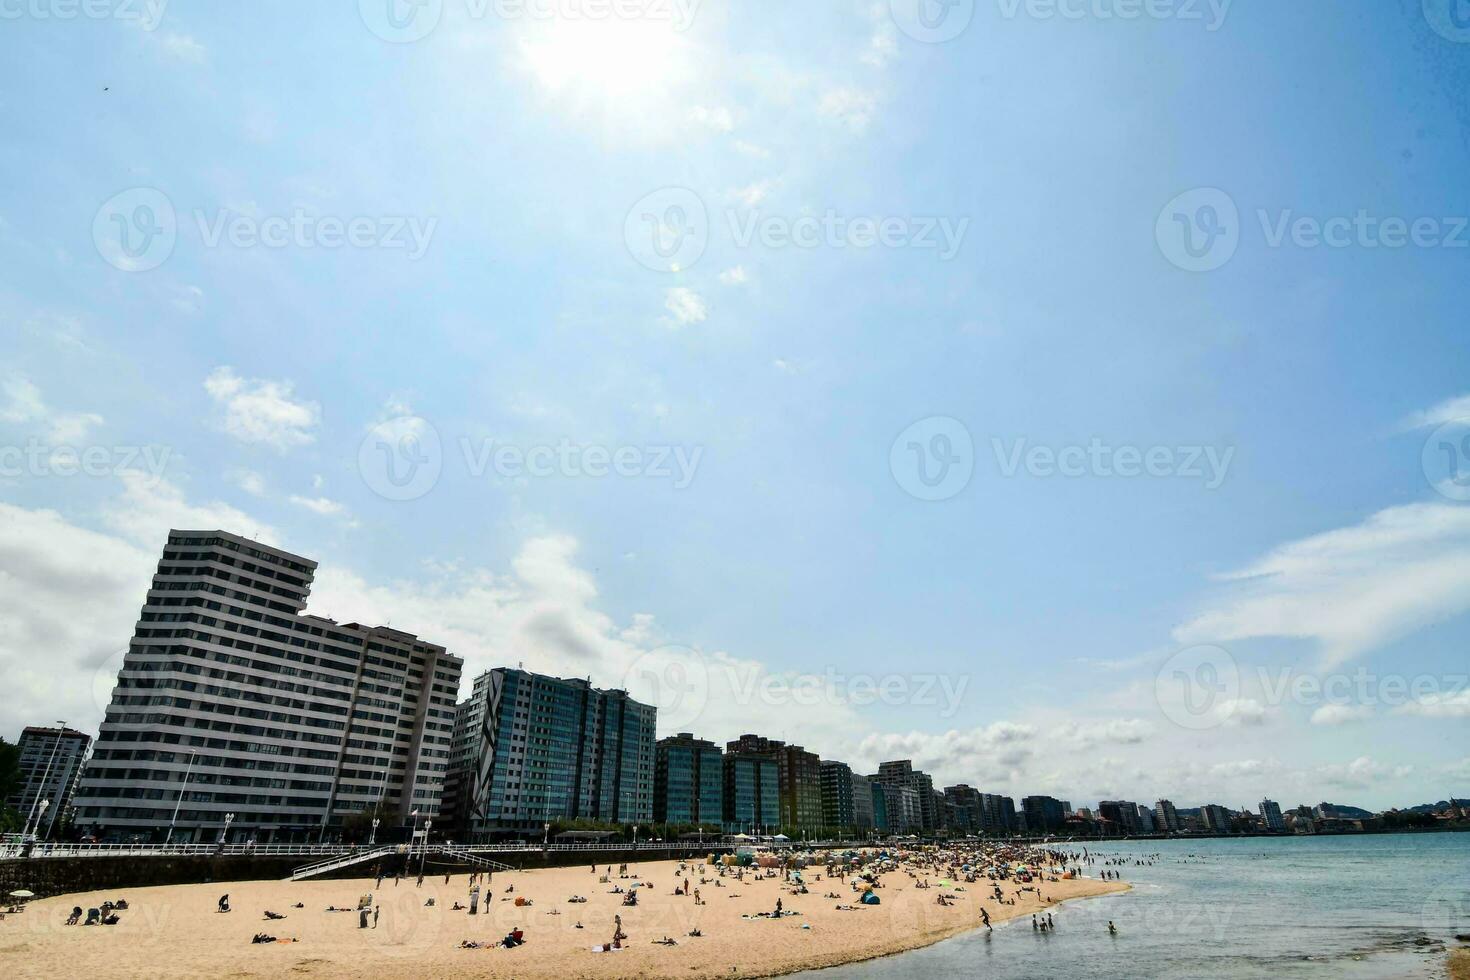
{"left": 2, "top": 0, "right": 1468, "bottom": 810}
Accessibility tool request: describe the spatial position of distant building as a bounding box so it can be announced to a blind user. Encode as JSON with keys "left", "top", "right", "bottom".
{"left": 723, "top": 753, "right": 779, "bottom": 832}
{"left": 980, "top": 793, "right": 1016, "bottom": 834}
{"left": 870, "top": 781, "right": 889, "bottom": 833}
{"left": 448, "top": 667, "right": 656, "bottom": 839}
{"left": 1021, "top": 795, "right": 1068, "bottom": 833}
{"left": 8, "top": 727, "right": 91, "bottom": 838}
{"left": 1259, "top": 798, "right": 1286, "bottom": 831}
{"left": 873, "top": 760, "right": 937, "bottom": 832}
{"left": 1200, "top": 803, "right": 1235, "bottom": 833}
{"left": 725, "top": 735, "right": 823, "bottom": 830}
{"left": 819, "top": 760, "right": 855, "bottom": 831}
{"left": 655, "top": 733, "right": 723, "bottom": 827}
{"left": 1136, "top": 803, "right": 1156, "bottom": 833}
{"left": 1154, "top": 798, "right": 1181, "bottom": 832}
{"left": 850, "top": 771, "right": 876, "bottom": 832}
{"left": 944, "top": 784, "right": 983, "bottom": 833}
{"left": 74, "top": 531, "right": 461, "bottom": 843}
{"left": 1099, "top": 800, "right": 1143, "bottom": 834}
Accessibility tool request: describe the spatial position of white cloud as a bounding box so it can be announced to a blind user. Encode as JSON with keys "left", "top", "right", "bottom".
{"left": 290, "top": 495, "right": 347, "bottom": 517}
{"left": 688, "top": 105, "right": 735, "bottom": 132}
{"left": 719, "top": 266, "right": 749, "bottom": 286}
{"left": 730, "top": 180, "right": 775, "bottom": 207}
{"left": 861, "top": 22, "right": 899, "bottom": 68}
{"left": 170, "top": 284, "right": 205, "bottom": 315}
{"left": 663, "top": 287, "right": 708, "bottom": 326}
{"left": 1402, "top": 392, "right": 1470, "bottom": 430}
{"left": 0, "top": 377, "right": 46, "bottom": 423}
{"left": 203, "top": 367, "right": 321, "bottom": 451}
{"left": 1310, "top": 704, "right": 1374, "bottom": 726}
{"left": 102, "top": 471, "right": 279, "bottom": 549}
{"left": 1175, "top": 503, "right": 1470, "bottom": 668}
{"left": 1394, "top": 689, "right": 1470, "bottom": 719}
{"left": 1316, "top": 756, "right": 1413, "bottom": 789}
{"left": 1060, "top": 718, "right": 1155, "bottom": 746}
{"left": 158, "top": 33, "right": 207, "bottom": 64}
{"left": 1216, "top": 697, "right": 1268, "bottom": 726}
{"left": 734, "top": 140, "right": 771, "bottom": 159}
{"left": 772, "top": 358, "right": 798, "bottom": 375}
{"left": 230, "top": 470, "right": 268, "bottom": 496}
{"left": 1, "top": 376, "right": 105, "bottom": 444}
{"left": 819, "top": 87, "right": 878, "bottom": 132}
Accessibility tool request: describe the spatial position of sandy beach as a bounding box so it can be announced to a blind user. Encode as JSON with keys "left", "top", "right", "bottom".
{"left": 0, "top": 856, "right": 1126, "bottom": 979}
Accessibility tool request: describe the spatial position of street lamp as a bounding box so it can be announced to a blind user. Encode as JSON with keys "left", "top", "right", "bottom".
{"left": 30, "top": 800, "right": 50, "bottom": 841}
{"left": 166, "top": 750, "right": 198, "bottom": 845}
{"left": 543, "top": 821, "right": 551, "bottom": 848}
{"left": 419, "top": 819, "right": 433, "bottom": 877}
{"left": 370, "top": 817, "right": 380, "bottom": 846}
{"left": 220, "top": 813, "right": 235, "bottom": 845}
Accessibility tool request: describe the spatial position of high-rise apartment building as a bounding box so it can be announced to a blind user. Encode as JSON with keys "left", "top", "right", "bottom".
{"left": 8, "top": 726, "right": 92, "bottom": 838}
{"left": 1021, "top": 795, "right": 1068, "bottom": 833}
{"left": 725, "top": 735, "right": 823, "bottom": 830}
{"left": 654, "top": 733, "right": 723, "bottom": 827}
{"left": 1154, "top": 798, "right": 1181, "bottom": 832}
{"left": 944, "top": 784, "right": 983, "bottom": 833}
{"left": 73, "top": 531, "right": 461, "bottom": 843}
{"left": 447, "top": 668, "right": 656, "bottom": 839}
{"left": 819, "top": 760, "right": 855, "bottom": 830}
{"left": 1259, "top": 798, "right": 1286, "bottom": 831}
{"left": 979, "top": 793, "right": 1016, "bottom": 834}
{"left": 873, "top": 760, "right": 938, "bottom": 832}
{"left": 723, "top": 752, "right": 779, "bottom": 832}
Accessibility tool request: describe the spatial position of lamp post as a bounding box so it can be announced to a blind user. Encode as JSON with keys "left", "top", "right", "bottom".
{"left": 220, "top": 812, "right": 235, "bottom": 845}
{"left": 165, "top": 750, "right": 197, "bottom": 845}
{"left": 419, "top": 819, "right": 433, "bottom": 877}
{"left": 30, "top": 800, "right": 50, "bottom": 842}
{"left": 370, "top": 817, "right": 380, "bottom": 846}
{"left": 25, "top": 722, "right": 66, "bottom": 839}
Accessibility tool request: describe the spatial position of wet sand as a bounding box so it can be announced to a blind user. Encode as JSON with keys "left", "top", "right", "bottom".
{"left": 0, "top": 858, "right": 1127, "bottom": 979}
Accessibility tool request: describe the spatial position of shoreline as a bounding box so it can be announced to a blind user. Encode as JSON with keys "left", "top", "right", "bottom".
{"left": 0, "top": 856, "right": 1129, "bottom": 979}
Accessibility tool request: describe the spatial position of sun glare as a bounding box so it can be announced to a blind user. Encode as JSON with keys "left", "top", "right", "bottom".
{"left": 518, "top": 17, "right": 691, "bottom": 103}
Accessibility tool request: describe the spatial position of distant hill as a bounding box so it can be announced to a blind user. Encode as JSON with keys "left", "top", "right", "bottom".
{"left": 1405, "top": 799, "right": 1468, "bottom": 814}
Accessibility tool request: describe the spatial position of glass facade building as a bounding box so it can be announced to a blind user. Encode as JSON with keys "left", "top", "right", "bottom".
{"left": 654, "top": 733, "right": 723, "bottom": 826}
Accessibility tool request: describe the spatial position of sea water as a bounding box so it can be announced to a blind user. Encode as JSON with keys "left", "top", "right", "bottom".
{"left": 791, "top": 833, "right": 1470, "bottom": 979}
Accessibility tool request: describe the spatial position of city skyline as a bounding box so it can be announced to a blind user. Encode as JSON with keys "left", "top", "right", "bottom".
{"left": 2, "top": 4, "right": 1469, "bottom": 813}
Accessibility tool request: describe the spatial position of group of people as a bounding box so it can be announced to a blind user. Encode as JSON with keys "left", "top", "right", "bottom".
{"left": 65, "top": 899, "right": 127, "bottom": 927}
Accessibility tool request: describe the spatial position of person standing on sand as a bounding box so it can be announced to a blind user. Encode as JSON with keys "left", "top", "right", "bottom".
{"left": 470, "top": 882, "right": 481, "bottom": 915}
{"left": 373, "top": 906, "right": 380, "bottom": 928}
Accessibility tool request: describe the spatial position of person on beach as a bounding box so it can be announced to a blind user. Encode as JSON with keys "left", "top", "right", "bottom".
{"left": 469, "top": 882, "right": 481, "bottom": 915}
{"left": 218, "top": 894, "right": 230, "bottom": 913}
{"left": 373, "top": 906, "right": 380, "bottom": 928}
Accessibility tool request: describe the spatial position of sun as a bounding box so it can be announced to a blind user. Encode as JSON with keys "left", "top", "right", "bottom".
{"left": 518, "top": 16, "right": 693, "bottom": 104}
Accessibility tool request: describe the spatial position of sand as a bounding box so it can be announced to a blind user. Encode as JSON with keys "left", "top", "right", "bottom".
{"left": 0, "top": 858, "right": 1127, "bottom": 979}
{"left": 1450, "top": 947, "right": 1470, "bottom": 980}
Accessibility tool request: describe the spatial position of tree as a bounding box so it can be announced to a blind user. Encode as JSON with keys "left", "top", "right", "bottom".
{"left": 0, "top": 737, "right": 21, "bottom": 832}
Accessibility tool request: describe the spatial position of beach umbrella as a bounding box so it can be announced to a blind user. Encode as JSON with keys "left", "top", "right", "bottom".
{"left": 9, "top": 890, "right": 34, "bottom": 898}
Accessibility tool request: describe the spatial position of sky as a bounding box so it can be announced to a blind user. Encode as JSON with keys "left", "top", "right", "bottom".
{"left": 1, "top": 0, "right": 1468, "bottom": 813}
